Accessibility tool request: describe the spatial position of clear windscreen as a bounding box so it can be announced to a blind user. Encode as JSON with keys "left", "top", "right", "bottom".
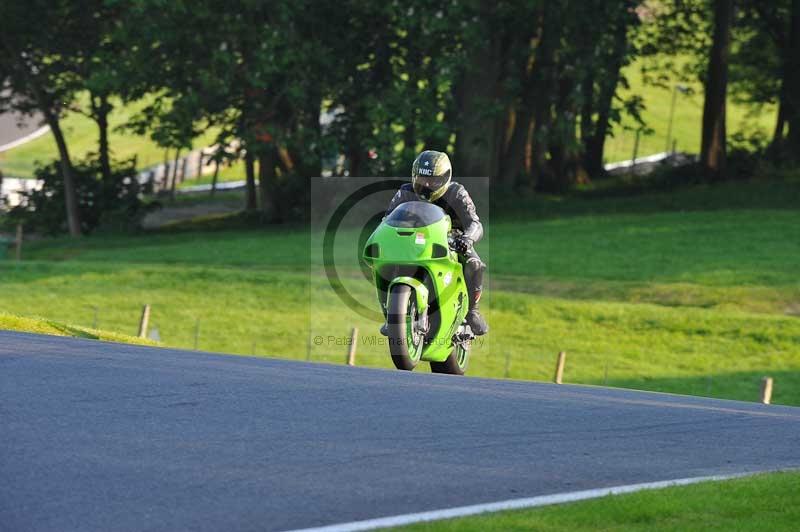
{"left": 384, "top": 201, "right": 445, "bottom": 228}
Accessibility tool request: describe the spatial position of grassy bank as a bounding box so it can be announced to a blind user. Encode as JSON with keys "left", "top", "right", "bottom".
{"left": 0, "top": 311, "right": 156, "bottom": 346}
{"left": 395, "top": 471, "right": 800, "bottom": 531}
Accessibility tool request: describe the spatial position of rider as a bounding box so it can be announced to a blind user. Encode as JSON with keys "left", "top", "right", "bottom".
{"left": 381, "top": 150, "right": 488, "bottom": 336}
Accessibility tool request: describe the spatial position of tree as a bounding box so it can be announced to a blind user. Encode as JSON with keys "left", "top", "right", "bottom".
{"left": 580, "top": 2, "right": 641, "bottom": 176}
{"left": 70, "top": 1, "right": 129, "bottom": 184}
{"left": 117, "top": 0, "right": 335, "bottom": 219}
{"left": 0, "top": 0, "right": 86, "bottom": 236}
{"left": 488, "top": 1, "right": 641, "bottom": 191}
{"left": 730, "top": 0, "right": 800, "bottom": 157}
{"left": 788, "top": 0, "right": 800, "bottom": 157}
{"left": 729, "top": 4, "right": 782, "bottom": 145}
{"left": 701, "top": 0, "right": 734, "bottom": 180}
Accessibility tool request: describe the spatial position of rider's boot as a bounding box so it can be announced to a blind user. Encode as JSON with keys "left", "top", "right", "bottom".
{"left": 465, "top": 289, "right": 488, "bottom": 336}
{"left": 380, "top": 322, "right": 389, "bottom": 336}
{"left": 463, "top": 254, "right": 488, "bottom": 336}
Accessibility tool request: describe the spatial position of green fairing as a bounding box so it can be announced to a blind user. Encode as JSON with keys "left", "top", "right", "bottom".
{"left": 363, "top": 202, "right": 471, "bottom": 365}
{"left": 387, "top": 277, "right": 429, "bottom": 313}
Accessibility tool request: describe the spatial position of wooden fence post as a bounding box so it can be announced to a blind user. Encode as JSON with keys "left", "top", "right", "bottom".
{"left": 346, "top": 327, "right": 358, "bottom": 366}
{"left": 554, "top": 351, "right": 566, "bottom": 384}
{"left": 15, "top": 223, "right": 22, "bottom": 261}
{"left": 138, "top": 304, "right": 151, "bottom": 338}
{"left": 760, "top": 377, "right": 773, "bottom": 405}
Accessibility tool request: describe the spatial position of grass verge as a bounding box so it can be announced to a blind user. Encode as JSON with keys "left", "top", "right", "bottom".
{"left": 0, "top": 311, "right": 156, "bottom": 346}
{"left": 393, "top": 471, "right": 800, "bottom": 532}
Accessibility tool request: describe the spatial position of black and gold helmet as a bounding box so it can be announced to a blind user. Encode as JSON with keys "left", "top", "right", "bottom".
{"left": 411, "top": 150, "right": 452, "bottom": 201}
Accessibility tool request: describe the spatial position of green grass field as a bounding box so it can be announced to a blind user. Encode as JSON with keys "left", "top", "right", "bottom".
{"left": 394, "top": 471, "right": 800, "bottom": 531}
{"left": 2, "top": 179, "right": 798, "bottom": 405}
{"left": 0, "top": 57, "right": 777, "bottom": 179}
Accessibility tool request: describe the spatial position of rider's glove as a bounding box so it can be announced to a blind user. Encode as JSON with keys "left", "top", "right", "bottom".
{"left": 452, "top": 236, "right": 473, "bottom": 255}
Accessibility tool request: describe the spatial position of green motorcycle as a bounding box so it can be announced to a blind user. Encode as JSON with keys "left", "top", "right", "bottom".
{"left": 363, "top": 201, "right": 474, "bottom": 374}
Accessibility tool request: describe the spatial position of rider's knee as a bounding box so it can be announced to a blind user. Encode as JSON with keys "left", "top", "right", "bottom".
{"left": 464, "top": 256, "right": 486, "bottom": 277}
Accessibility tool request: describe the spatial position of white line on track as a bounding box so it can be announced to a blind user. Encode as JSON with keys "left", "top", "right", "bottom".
{"left": 285, "top": 471, "right": 774, "bottom": 532}
{"left": 0, "top": 125, "right": 50, "bottom": 153}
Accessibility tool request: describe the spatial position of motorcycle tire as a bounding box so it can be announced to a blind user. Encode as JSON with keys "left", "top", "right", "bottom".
{"left": 430, "top": 343, "right": 469, "bottom": 375}
{"left": 387, "top": 284, "right": 424, "bottom": 370}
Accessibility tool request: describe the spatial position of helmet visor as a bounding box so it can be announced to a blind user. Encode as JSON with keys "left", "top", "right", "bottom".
{"left": 413, "top": 172, "right": 449, "bottom": 200}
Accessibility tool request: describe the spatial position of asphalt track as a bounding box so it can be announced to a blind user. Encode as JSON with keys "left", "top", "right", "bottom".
{"left": 2, "top": 330, "right": 799, "bottom": 531}
{"left": 0, "top": 111, "right": 43, "bottom": 148}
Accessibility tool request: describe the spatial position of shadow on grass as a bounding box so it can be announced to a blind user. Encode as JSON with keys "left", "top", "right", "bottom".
{"left": 493, "top": 178, "right": 800, "bottom": 221}
{"left": 597, "top": 369, "right": 800, "bottom": 407}
{"left": 46, "top": 321, "right": 99, "bottom": 340}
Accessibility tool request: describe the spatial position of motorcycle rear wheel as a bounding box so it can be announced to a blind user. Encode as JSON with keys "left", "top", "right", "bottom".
{"left": 387, "top": 284, "right": 424, "bottom": 370}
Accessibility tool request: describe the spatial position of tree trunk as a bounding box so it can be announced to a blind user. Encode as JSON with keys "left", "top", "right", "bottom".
{"left": 302, "top": 91, "right": 323, "bottom": 179}
{"left": 210, "top": 160, "right": 220, "bottom": 197}
{"left": 773, "top": 88, "right": 787, "bottom": 144}
{"left": 47, "top": 113, "right": 82, "bottom": 237}
{"left": 454, "top": 17, "right": 507, "bottom": 182}
{"left": 500, "top": 105, "right": 533, "bottom": 185}
{"left": 244, "top": 150, "right": 257, "bottom": 210}
{"left": 404, "top": 34, "right": 420, "bottom": 160}
{"left": 0, "top": 42, "right": 81, "bottom": 235}
{"left": 769, "top": 82, "right": 787, "bottom": 156}
{"left": 92, "top": 92, "right": 113, "bottom": 184}
{"left": 544, "top": 72, "right": 584, "bottom": 192}
{"left": 785, "top": 0, "right": 800, "bottom": 159}
{"left": 700, "top": 0, "right": 733, "bottom": 181}
{"left": 179, "top": 157, "right": 188, "bottom": 183}
{"left": 497, "top": 29, "right": 537, "bottom": 186}
{"left": 528, "top": 6, "right": 562, "bottom": 190}
{"left": 169, "top": 149, "right": 180, "bottom": 202}
{"left": 162, "top": 149, "right": 170, "bottom": 191}
{"left": 30, "top": 78, "right": 81, "bottom": 236}
{"left": 345, "top": 101, "right": 368, "bottom": 178}
{"left": 584, "top": 13, "right": 630, "bottom": 176}
{"left": 257, "top": 148, "right": 278, "bottom": 221}
{"left": 580, "top": 67, "right": 596, "bottom": 167}
{"left": 308, "top": 118, "right": 322, "bottom": 180}
{"left": 403, "top": 119, "right": 416, "bottom": 161}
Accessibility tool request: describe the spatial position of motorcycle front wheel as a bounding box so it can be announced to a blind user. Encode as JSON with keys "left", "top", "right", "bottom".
{"left": 387, "top": 284, "right": 425, "bottom": 370}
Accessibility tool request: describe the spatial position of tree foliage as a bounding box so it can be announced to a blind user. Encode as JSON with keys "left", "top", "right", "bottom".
{"left": 2, "top": 0, "right": 797, "bottom": 234}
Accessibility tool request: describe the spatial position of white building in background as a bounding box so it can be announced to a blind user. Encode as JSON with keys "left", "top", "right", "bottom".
{"left": 0, "top": 177, "right": 43, "bottom": 209}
